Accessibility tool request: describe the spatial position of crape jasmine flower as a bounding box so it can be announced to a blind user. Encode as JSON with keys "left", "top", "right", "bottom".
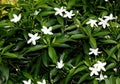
{"left": 89, "top": 48, "right": 101, "bottom": 56}
{"left": 96, "top": 73, "right": 107, "bottom": 81}
{"left": 10, "top": 14, "right": 21, "bottom": 23}
{"left": 89, "top": 67, "right": 99, "bottom": 76}
{"left": 54, "top": 6, "right": 66, "bottom": 16}
{"left": 64, "top": 10, "right": 75, "bottom": 19}
{"left": 104, "top": 13, "right": 117, "bottom": 21}
{"left": 94, "top": 61, "right": 106, "bottom": 71}
{"left": 41, "top": 26, "right": 53, "bottom": 35}
{"left": 23, "top": 79, "right": 31, "bottom": 84}
{"left": 98, "top": 18, "right": 110, "bottom": 29}
{"left": 27, "top": 33, "right": 40, "bottom": 45}
{"left": 86, "top": 19, "right": 98, "bottom": 27}
{"left": 56, "top": 59, "right": 64, "bottom": 69}
{"left": 37, "top": 79, "right": 46, "bottom": 84}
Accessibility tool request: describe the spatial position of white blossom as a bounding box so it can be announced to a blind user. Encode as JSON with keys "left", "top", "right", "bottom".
{"left": 64, "top": 10, "right": 75, "bottom": 19}
{"left": 89, "top": 48, "right": 101, "bottom": 56}
{"left": 27, "top": 33, "right": 40, "bottom": 45}
{"left": 98, "top": 18, "right": 110, "bottom": 29}
{"left": 10, "top": 14, "right": 21, "bottom": 23}
{"left": 37, "top": 79, "right": 46, "bottom": 84}
{"left": 34, "top": 9, "right": 41, "bottom": 15}
{"left": 56, "top": 59, "right": 64, "bottom": 69}
{"left": 41, "top": 26, "right": 53, "bottom": 35}
{"left": 86, "top": 19, "right": 98, "bottom": 27}
{"left": 96, "top": 73, "right": 107, "bottom": 81}
{"left": 105, "top": 0, "right": 108, "bottom": 2}
{"left": 94, "top": 61, "right": 106, "bottom": 71}
{"left": 23, "top": 79, "right": 31, "bottom": 84}
{"left": 89, "top": 67, "right": 99, "bottom": 76}
{"left": 54, "top": 6, "right": 66, "bottom": 16}
{"left": 104, "top": 13, "right": 117, "bottom": 21}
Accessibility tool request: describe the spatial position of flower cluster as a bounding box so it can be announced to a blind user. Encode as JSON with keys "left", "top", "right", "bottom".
{"left": 86, "top": 13, "right": 117, "bottom": 28}
{"left": 89, "top": 61, "right": 107, "bottom": 81}
{"left": 54, "top": 6, "right": 75, "bottom": 19}
{"left": 27, "top": 26, "right": 53, "bottom": 45}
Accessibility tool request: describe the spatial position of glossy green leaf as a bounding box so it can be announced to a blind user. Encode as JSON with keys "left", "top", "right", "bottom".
{"left": 70, "top": 34, "right": 86, "bottom": 39}
{"left": 22, "top": 72, "right": 33, "bottom": 79}
{"left": 89, "top": 36, "right": 97, "bottom": 48}
{"left": 77, "top": 73, "right": 89, "bottom": 84}
{"left": 3, "top": 52, "right": 19, "bottom": 58}
{"left": 25, "top": 45, "right": 47, "bottom": 53}
{"left": 106, "top": 63, "right": 116, "bottom": 70}
{"left": 48, "top": 46, "right": 58, "bottom": 63}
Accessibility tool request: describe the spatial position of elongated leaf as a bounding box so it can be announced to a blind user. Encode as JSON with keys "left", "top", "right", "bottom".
{"left": 116, "top": 77, "right": 120, "bottom": 84}
{"left": 25, "top": 45, "right": 47, "bottom": 53}
{"left": 65, "top": 68, "right": 75, "bottom": 84}
{"left": 101, "top": 40, "right": 117, "bottom": 44}
{"left": 3, "top": 52, "right": 19, "bottom": 58}
{"left": 93, "top": 31, "right": 110, "bottom": 37}
{"left": 48, "top": 46, "right": 58, "bottom": 63}
{"left": 70, "top": 34, "right": 86, "bottom": 39}
{"left": 89, "top": 36, "right": 97, "bottom": 48}
{"left": 22, "top": 72, "right": 33, "bottom": 79}
{"left": 74, "top": 66, "right": 87, "bottom": 75}
{"left": 1, "top": 44, "right": 13, "bottom": 54}
{"left": 77, "top": 73, "right": 89, "bottom": 84}
{"left": 106, "top": 63, "right": 116, "bottom": 70}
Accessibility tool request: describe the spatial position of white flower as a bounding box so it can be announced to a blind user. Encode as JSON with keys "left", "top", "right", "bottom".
{"left": 105, "top": 0, "right": 108, "bottom": 2}
{"left": 89, "top": 67, "right": 99, "bottom": 76}
{"left": 94, "top": 61, "right": 106, "bottom": 71}
{"left": 34, "top": 9, "right": 41, "bottom": 15}
{"left": 37, "top": 79, "right": 46, "bottom": 84}
{"left": 10, "top": 14, "right": 21, "bottom": 23}
{"left": 41, "top": 26, "right": 53, "bottom": 35}
{"left": 86, "top": 19, "right": 98, "bottom": 27}
{"left": 89, "top": 48, "right": 101, "bottom": 56}
{"left": 23, "top": 79, "right": 31, "bottom": 84}
{"left": 54, "top": 6, "right": 66, "bottom": 16}
{"left": 64, "top": 10, "right": 75, "bottom": 19}
{"left": 98, "top": 18, "right": 110, "bottom": 29}
{"left": 104, "top": 13, "right": 117, "bottom": 21}
{"left": 96, "top": 73, "right": 107, "bottom": 81}
{"left": 27, "top": 33, "right": 40, "bottom": 45}
{"left": 56, "top": 59, "right": 64, "bottom": 69}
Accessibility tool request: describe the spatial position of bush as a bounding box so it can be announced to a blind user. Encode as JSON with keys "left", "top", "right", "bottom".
{"left": 0, "top": 0, "right": 120, "bottom": 84}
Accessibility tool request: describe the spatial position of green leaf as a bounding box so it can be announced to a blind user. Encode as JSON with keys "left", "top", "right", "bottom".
{"left": 3, "top": 52, "right": 19, "bottom": 58}
{"left": 40, "top": 11, "right": 54, "bottom": 16}
{"left": 77, "top": 73, "right": 89, "bottom": 84}
{"left": 65, "top": 68, "right": 75, "bottom": 84}
{"left": 74, "top": 66, "right": 87, "bottom": 75}
{"left": 70, "top": 34, "right": 86, "bottom": 39}
{"left": 116, "top": 77, "right": 120, "bottom": 84}
{"left": 48, "top": 46, "right": 58, "bottom": 63}
{"left": 67, "top": 0, "right": 76, "bottom": 9}
{"left": 93, "top": 31, "right": 110, "bottom": 37}
{"left": 93, "top": 79, "right": 98, "bottom": 84}
{"left": 1, "top": 44, "right": 14, "bottom": 54}
{"left": 50, "top": 68, "right": 57, "bottom": 79}
{"left": 101, "top": 40, "right": 117, "bottom": 44}
{"left": 89, "top": 36, "right": 97, "bottom": 48}
{"left": 106, "top": 63, "right": 116, "bottom": 70}
{"left": 22, "top": 72, "right": 33, "bottom": 79}
{"left": 56, "top": 16, "right": 64, "bottom": 25}
{"left": 105, "top": 79, "right": 111, "bottom": 84}
{"left": 0, "top": 63, "right": 9, "bottom": 83}
{"left": 25, "top": 45, "right": 47, "bottom": 53}
{"left": 65, "top": 25, "right": 77, "bottom": 31}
